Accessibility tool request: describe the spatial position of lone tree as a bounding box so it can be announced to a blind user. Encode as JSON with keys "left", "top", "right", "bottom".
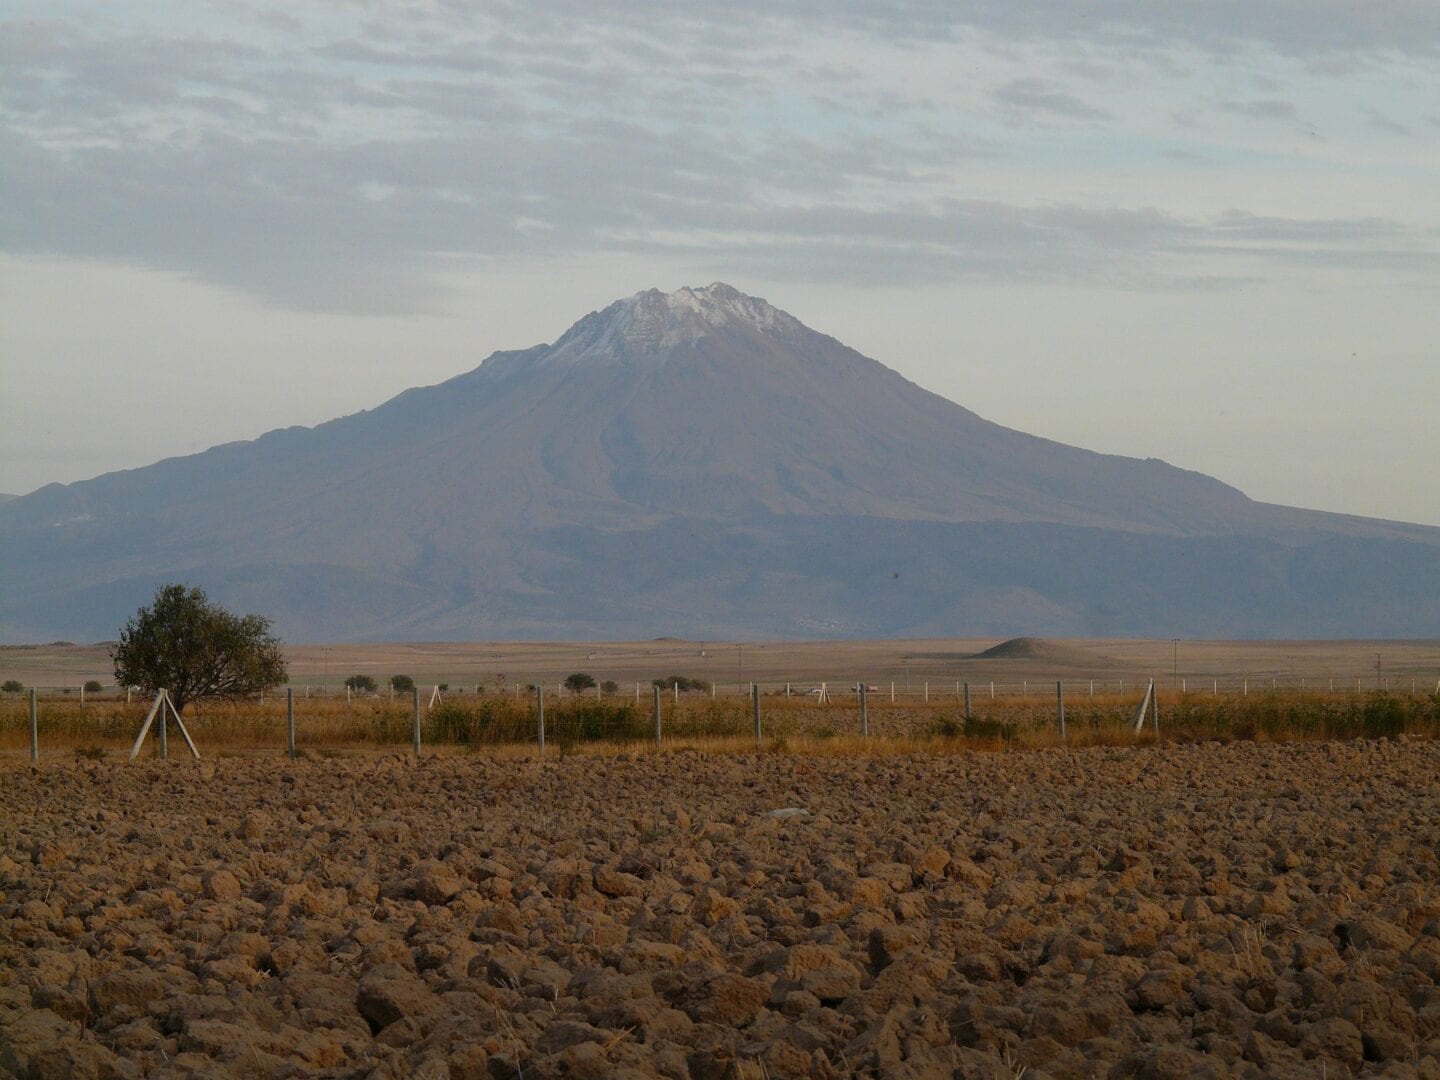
{"left": 111, "top": 584, "right": 287, "bottom": 715}
{"left": 390, "top": 674, "right": 415, "bottom": 693}
{"left": 345, "top": 674, "right": 378, "bottom": 693}
{"left": 564, "top": 672, "right": 597, "bottom": 692}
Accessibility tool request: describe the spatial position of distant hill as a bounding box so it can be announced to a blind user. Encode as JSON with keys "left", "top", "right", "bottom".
{"left": 3, "top": 283, "right": 1440, "bottom": 642}
{"left": 973, "top": 637, "right": 1101, "bottom": 663}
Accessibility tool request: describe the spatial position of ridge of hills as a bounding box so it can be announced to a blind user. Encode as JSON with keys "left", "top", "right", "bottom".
{"left": 3, "top": 283, "right": 1439, "bottom": 642}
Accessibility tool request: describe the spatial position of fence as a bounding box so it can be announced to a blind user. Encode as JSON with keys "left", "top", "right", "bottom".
{"left": 9, "top": 671, "right": 1439, "bottom": 702}
{"left": 3, "top": 676, "right": 1438, "bottom": 760}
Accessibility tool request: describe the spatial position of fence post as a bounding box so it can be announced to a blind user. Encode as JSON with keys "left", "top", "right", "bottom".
{"left": 536, "top": 685, "right": 545, "bottom": 752}
{"left": 409, "top": 686, "right": 421, "bottom": 756}
{"left": 963, "top": 681, "right": 971, "bottom": 723}
{"left": 1056, "top": 680, "right": 1066, "bottom": 740}
{"left": 287, "top": 687, "right": 296, "bottom": 760}
{"left": 158, "top": 688, "right": 168, "bottom": 760}
{"left": 653, "top": 684, "right": 662, "bottom": 745}
{"left": 29, "top": 688, "right": 38, "bottom": 763}
{"left": 890, "top": 682, "right": 895, "bottom": 703}
{"left": 860, "top": 682, "right": 868, "bottom": 737}
{"left": 752, "top": 683, "right": 761, "bottom": 746}
{"left": 673, "top": 681, "right": 678, "bottom": 705}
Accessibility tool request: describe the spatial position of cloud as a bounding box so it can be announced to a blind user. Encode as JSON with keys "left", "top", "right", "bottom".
{"left": 1219, "top": 98, "right": 1301, "bottom": 121}
{"left": 2, "top": 4, "right": 1438, "bottom": 312}
{"left": 992, "top": 78, "right": 1113, "bottom": 122}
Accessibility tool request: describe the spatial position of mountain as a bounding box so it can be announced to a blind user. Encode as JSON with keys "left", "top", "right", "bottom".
{"left": 3, "top": 283, "right": 1439, "bottom": 642}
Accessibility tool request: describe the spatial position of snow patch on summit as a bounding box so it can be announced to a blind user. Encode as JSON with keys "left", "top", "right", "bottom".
{"left": 542, "top": 283, "right": 801, "bottom": 367}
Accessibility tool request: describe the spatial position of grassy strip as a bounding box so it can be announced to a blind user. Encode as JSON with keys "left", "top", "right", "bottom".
{"left": 1, "top": 688, "right": 1435, "bottom": 757}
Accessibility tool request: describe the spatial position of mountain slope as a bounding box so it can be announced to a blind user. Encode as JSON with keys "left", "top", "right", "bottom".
{"left": 3, "top": 283, "right": 1438, "bottom": 641}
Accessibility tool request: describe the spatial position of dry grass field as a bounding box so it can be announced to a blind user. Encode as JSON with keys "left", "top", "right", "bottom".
{"left": 2, "top": 686, "right": 1438, "bottom": 759}
{"left": 5, "top": 636, "right": 1439, "bottom": 695}
{"left": 3, "top": 742, "right": 1440, "bottom": 1078}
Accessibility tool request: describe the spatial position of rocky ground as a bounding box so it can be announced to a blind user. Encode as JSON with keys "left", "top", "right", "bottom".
{"left": 2, "top": 740, "right": 1439, "bottom": 1078}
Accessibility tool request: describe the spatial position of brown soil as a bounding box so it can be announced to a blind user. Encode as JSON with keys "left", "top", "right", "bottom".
{"left": 2, "top": 741, "right": 1439, "bottom": 1078}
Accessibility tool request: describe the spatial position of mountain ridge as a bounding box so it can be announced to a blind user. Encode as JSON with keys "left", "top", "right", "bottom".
{"left": 3, "top": 283, "right": 1439, "bottom": 642}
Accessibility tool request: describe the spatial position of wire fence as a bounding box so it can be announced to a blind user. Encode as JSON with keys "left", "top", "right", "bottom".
{"left": 6, "top": 671, "right": 1439, "bottom": 703}
{"left": 3, "top": 675, "right": 1438, "bottom": 760}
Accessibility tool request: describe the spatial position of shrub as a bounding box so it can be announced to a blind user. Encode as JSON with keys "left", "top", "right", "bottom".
{"left": 1, "top": 679, "right": 22, "bottom": 693}
{"left": 564, "top": 672, "right": 597, "bottom": 692}
{"left": 653, "top": 675, "right": 710, "bottom": 692}
{"left": 426, "top": 701, "right": 476, "bottom": 744}
{"left": 390, "top": 674, "right": 415, "bottom": 693}
{"left": 600, "top": 680, "right": 619, "bottom": 694}
{"left": 930, "top": 716, "right": 963, "bottom": 738}
{"left": 551, "top": 700, "right": 649, "bottom": 745}
{"left": 83, "top": 680, "right": 103, "bottom": 694}
{"left": 345, "top": 674, "right": 378, "bottom": 693}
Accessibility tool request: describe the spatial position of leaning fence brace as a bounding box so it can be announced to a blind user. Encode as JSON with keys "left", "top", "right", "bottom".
{"left": 129, "top": 689, "right": 201, "bottom": 761}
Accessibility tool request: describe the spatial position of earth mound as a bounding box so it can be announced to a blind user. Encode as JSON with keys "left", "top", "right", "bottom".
{"left": 973, "top": 636, "right": 1097, "bottom": 662}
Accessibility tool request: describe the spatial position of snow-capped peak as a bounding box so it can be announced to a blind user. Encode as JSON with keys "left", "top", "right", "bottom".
{"left": 546, "top": 283, "right": 801, "bottom": 364}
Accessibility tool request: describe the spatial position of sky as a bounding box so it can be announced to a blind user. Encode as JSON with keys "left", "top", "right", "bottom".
{"left": 2, "top": 1, "right": 1438, "bottom": 525}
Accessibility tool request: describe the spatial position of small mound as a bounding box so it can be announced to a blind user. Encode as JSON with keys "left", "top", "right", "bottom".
{"left": 974, "top": 637, "right": 1094, "bottom": 662}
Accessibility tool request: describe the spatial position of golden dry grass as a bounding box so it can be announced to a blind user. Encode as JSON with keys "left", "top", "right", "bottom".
{"left": 2, "top": 684, "right": 1434, "bottom": 759}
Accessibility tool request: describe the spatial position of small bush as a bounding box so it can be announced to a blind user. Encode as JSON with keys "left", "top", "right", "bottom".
{"left": 564, "top": 672, "right": 597, "bottom": 692}
{"left": 930, "top": 716, "right": 963, "bottom": 738}
{"left": 390, "top": 674, "right": 415, "bottom": 693}
{"left": 83, "top": 680, "right": 103, "bottom": 694}
{"left": 345, "top": 674, "right": 378, "bottom": 693}
{"left": 1, "top": 679, "right": 22, "bottom": 693}
{"left": 427, "top": 701, "right": 476, "bottom": 744}
{"left": 600, "top": 680, "right": 619, "bottom": 694}
{"left": 653, "top": 675, "right": 710, "bottom": 693}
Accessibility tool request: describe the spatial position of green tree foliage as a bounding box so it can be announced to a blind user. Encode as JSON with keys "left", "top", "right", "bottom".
{"left": 564, "top": 672, "right": 597, "bottom": 692}
{"left": 111, "top": 584, "right": 287, "bottom": 715}
{"left": 390, "top": 674, "right": 416, "bottom": 693}
{"left": 345, "top": 674, "right": 378, "bottom": 693}
{"left": 83, "top": 680, "right": 103, "bottom": 694}
{"left": 1, "top": 679, "right": 21, "bottom": 693}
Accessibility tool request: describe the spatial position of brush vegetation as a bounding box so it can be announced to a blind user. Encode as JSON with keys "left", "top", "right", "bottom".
{"left": 2, "top": 687, "right": 1436, "bottom": 756}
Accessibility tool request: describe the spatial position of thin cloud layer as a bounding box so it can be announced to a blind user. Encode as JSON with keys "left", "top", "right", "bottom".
{"left": 2, "top": 2, "right": 1438, "bottom": 313}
